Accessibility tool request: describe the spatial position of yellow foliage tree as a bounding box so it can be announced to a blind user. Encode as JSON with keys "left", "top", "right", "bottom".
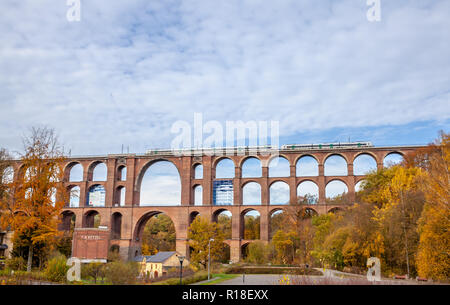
{"left": 416, "top": 132, "right": 450, "bottom": 280}
{"left": 0, "top": 127, "right": 67, "bottom": 271}
{"left": 188, "top": 216, "right": 225, "bottom": 269}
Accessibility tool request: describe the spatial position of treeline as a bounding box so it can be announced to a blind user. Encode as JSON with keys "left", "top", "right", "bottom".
{"left": 245, "top": 132, "right": 449, "bottom": 281}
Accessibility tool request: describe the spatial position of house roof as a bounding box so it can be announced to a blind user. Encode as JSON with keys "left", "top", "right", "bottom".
{"left": 134, "top": 251, "right": 178, "bottom": 263}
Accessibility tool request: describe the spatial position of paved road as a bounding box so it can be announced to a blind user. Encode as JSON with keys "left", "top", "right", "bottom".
{"left": 214, "top": 274, "right": 296, "bottom": 285}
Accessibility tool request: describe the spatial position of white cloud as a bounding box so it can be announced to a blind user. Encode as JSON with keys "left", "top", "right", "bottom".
{"left": 0, "top": 0, "right": 449, "bottom": 154}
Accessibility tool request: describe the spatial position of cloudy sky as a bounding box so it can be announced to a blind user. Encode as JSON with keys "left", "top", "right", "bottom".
{"left": 0, "top": 0, "right": 449, "bottom": 156}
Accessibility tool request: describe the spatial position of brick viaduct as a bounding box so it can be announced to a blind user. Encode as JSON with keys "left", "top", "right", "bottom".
{"left": 7, "top": 144, "right": 424, "bottom": 262}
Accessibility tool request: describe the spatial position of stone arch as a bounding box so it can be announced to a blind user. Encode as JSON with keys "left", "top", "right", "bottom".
{"left": 193, "top": 184, "right": 203, "bottom": 205}
{"left": 1, "top": 166, "right": 14, "bottom": 184}
{"left": 353, "top": 153, "right": 377, "bottom": 175}
{"left": 87, "top": 161, "right": 107, "bottom": 181}
{"left": 212, "top": 209, "right": 232, "bottom": 239}
{"left": 115, "top": 186, "right": 126, "bottom": 206}
{"left": 215, "top": 157, "right": 235, "bottom": 179}
{"left": 189, "top": 211, "right": 200, "bottom": 224}
{"left": 242, "top": 181, "right": 261, "bottom": 205}
{"left": 269, "top": 181, "right": 290, "bottom": 205}
{"left": 297, "top": 180, "right": 319, "bottom": 204}
{"left": 83, "top": 210, "right": 100, "bottom": 228}
{"left": 325, "top": 179, "right": 349, "bottom": 200}
{"left": 138, "top": 160, "right": 181, "bottom": 206}
{"left": 383, "top": 152, "right": 404, "bottom": 167}
{"left": 241, "top": 209, "right": 260, "bottom": 240}
{"left": 328, "top": 207, "right": 344, "bottom": 214}
{"left": 64, "top": 162, "right": 83, "bottom": 182}
{"left": 133, "top": 211, "right": 176, "bottom": 242}
{"left": 324, "top": 154, "right": 348, "bottom": 176}
{"left": 193, "top": 163, "right": 203, "bottom": 179}
{"left": 295, "top": 155, "right": 319, "bottom": 176}
{"left": 110, "top": 245, "right": 120, "bottom": 254}
{"left": 68, "top": 185, "right": 80, "bottom": 208}
{"left": 111, "top": 212, "right": 122, "bottom": 239}
{"left": 117, "top": 165, "right": 127, "bottom": 181}
{"left": 268, "top": 156, "right": 290, "bottom": 177}
{"left": 59, "top": 211, "right": 76, "bottom": 231}
{"left": 241, "top": 241, "right": 252, "bottom": 260}
{"left": 269, "top": 208, "right": 285, "bottom": 239}
{"left": 303, "top": 207, "right": 318, "bottom": 218}
{"left": 135, "top": 158, "right": 181, "bottom": 193}
{"left": 241, "top": 157, "right": 262, "bottom": 178}
{"left": 86, "top": 184, "right": 106, "bottom": 207}
{"left": 352, "top": 151, "right": 378, "bottom": 164}
{"left": 355, "top": 180, "right": 366, "bottom": 192}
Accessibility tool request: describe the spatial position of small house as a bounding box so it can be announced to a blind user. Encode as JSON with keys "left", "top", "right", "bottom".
{"left": 135, "top": 251, "right": 189, "bottom": 278}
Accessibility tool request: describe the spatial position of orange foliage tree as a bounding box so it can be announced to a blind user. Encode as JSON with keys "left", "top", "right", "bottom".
{"left": 0, "top": 127, "right": 67, "bottom": 271}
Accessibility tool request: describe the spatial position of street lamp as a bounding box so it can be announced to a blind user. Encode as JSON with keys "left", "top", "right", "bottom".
{"left": 177, "top": 255, "right": 185, "bottom": 285}
{"left": 208, "top": 238, "right": 214, "bottom": 280}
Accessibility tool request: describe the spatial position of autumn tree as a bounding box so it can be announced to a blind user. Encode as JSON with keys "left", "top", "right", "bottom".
{"left": 188, "top": 216, "right": 225, "bottom": 269}
{"left": 141, "top": 214, "right": 176, "bottom": 255}
{"left": 416, "top": 131, "right": 450, "bottom": 280}
{"left": 0, "top": 127, "right": 67, "bottom": 272}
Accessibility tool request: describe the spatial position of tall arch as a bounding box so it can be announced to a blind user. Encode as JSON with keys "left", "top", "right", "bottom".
{"left": 83, "top": 210, "right": 100, "bottom": 228}
{"left": 1, "top": 166, "right": 14, "bottom": 184}
{"left": 268, "top": 156, "right": 290, "bottom": 177}
{"left": 133, "top": 211, "right": 176, "bottom": 256}
{"left": 242, "top": 182, "right": 261, "bottom": 205}
{"left": 194, "top": 185, "right": 202, "bottom": 205}
{"left": 111, "top": 212, "right": 122, "bottom": 239}
{"left": 324, "top": 154, "right": 348, "bottom": 176}
{"left": 116, "top": 186, "right": 126, "bottom": 206}
{"left": 353, "top": 153, "right": 377, "bottom": 175}
{"left": 60, "top": 211, "right": 76, "bottom": 231}
{"left": 139, "top": 160, "right": 181, "bottom": 206}
{"left": 117, "top": 165, "right": 127, "bottom": 181}
{"left": 86, "top": 184, "right": 106, "bottom": 207}
{"left": 296, "top": 155, "right": 318, "bottom": 176}
{"left": 213, "top": 209, "right": 232, "bottom": 239}
{"left": 215, "top": 158, "right": 235, "bottom": 178}
{"left": 269, "top": 209, "right": 286, "bottom": 239}
{"left": 194, "top": 164, "right": 203, "bottom": 179}
{"left": 67, "top": 163, "right": 83, "bottom": 182}
{"left": 270, "top": 181, "right": 290, "bottom": 205}
{"left": 241, "top": 157, "right": 262, "bottom": 178}
{"left": 90, "top": 162, "right": 107, "bottom": 181}
{"left": 69, "top": 186, "right": 80, "bottom": 208}
{"left": 241, "top": 209, "right": 260, "bottom": 240}
{"left": 297, "top": 181, "right": 319, "bottom": 204}
{"left": 384, "top": 152, "right": 404, "bottom": 167}
{"left": 325, "top": 180, "right": 349, "bottom": 201}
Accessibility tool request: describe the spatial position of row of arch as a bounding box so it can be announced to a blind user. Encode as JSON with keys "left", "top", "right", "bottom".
{"left": 201, "top": 152, "right": 403, "bottom": 179}
{"left": 193, "top": 179, "right": 366, "bottom": 205}
{"left": 0, "top": 151, "right": 403, "bottom": 185}
{"left": 61, "top": 205, "right": 343, "bottom": 247}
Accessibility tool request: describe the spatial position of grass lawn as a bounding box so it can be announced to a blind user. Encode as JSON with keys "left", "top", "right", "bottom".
{"left": 200, "top": 274, "right": 239, "bottom": 285}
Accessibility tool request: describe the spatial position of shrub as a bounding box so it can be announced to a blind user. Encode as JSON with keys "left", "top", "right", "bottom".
{"left": 104, "top": 261, "right": 139, "bottom": 285}
{"left": 81, "top": 262, "right": 106, "bottom": 284}
{"left": 246, "top": 241, "right": 270, "bottom": 265}
{"left": 5, "top": 257, "right": 26, "bottom": 271}
{"left": 45, "top": 254, "right": 69, "bottom": 283}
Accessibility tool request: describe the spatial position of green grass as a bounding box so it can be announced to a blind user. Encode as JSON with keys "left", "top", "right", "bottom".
{"left": 200, "top": 274, "right": 239, "bottom": 285}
